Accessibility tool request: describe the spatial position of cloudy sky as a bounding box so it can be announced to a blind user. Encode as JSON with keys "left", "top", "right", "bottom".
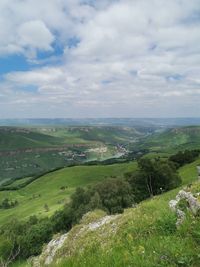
{"left": 0, "top": 0, "right": 200, "bottom": 118}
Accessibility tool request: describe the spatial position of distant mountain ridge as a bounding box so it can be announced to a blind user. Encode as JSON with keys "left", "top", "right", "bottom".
{"left": 1, "top": 118, "right": 200, "bottom": 127}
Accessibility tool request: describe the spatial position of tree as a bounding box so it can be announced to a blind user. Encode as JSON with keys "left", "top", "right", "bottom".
{"left": 126, "top": 171, "right": 150, "bottom": 202}
{"left": 88, "top": 192, "right": 102, "bottom": 210}
{"left": 94, "top": 178, "right": 134, "bottom": 214}
{"left": 138, "top": 158, "right": 155, "bottom": 197}
{"left": 127, "top": 158, "right": 181, "bottom": 201}
{"left": 0, "top": 237, "right": 20, "bottom": 267}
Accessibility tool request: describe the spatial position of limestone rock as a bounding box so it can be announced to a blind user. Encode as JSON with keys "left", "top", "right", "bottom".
{"left": 169, "top": 189, "right": 200, "bottom": 227}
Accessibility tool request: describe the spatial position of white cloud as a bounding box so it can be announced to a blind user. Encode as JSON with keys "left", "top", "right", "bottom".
{"left": 6, "top": 67, "right": 65, "bottom": 85}
{"left": 1, "top": 0, "right": 200, "bottom": 117}
{"left": 0, "top": 0, "right": 109, "bottom": 57}
{"left": 18, "top": 20, "right": 54, "bottom": 54}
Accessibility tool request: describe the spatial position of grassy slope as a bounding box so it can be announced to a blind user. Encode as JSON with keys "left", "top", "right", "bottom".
{"left": 0, "top": 126, "right": 143, "bottom": 151}
{"left": 142, "top": 126, "right": 200, "bottom": 152}
{"left": 0, "top": 128, "right": 65, "bottom": 150}
{"left": 36, "top": 126, "right": 143, "bottom": 144}
{"left": 55, "top": 192, "right": 199, "bottom": 267}
{"left": 12, "top": 158, "right": 200, "bottom": 267}
{"left": 42, "top": 159, "right": 200, "bottom": 267}
{"left": 0, "top": 162, "right": 137, "bottom": 226}
{"left": 12, "top": 158, "right": 197, "bottom": 267}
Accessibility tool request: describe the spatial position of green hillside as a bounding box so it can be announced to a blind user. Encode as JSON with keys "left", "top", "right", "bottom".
{"left": 2, "top": 125, "right": 200, "bottom": 267}
{"left": 0, "top": 126, "right": 140, "bottom": 151}
{"left": 0, "top": 162, "right": 137, "bottom": 226}
{"left": 13, "top": 157, "right": 200, "bottom": 267}
{"left": 50, "top": 184, "right": 200, "bottom": 267}
{"left": 1, "top": 125, "right": 200, "bottom": 185}
{"left": 0, "top": 127, "right": 64, "bottom": 150}
{"left": 142, "top": 126, "right": 200, "bottom": 152}
{"left": 36, "top": 126, "right": 143, "bottom": 144}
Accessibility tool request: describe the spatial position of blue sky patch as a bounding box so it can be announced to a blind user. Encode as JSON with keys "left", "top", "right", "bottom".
{"left": 0, "top": 54, "right": 30, "bottom": 75}
{"left": 67, "top": 37, "right": 80, "bottom": 49}
{"left": 19, "top": 85, "right": 38, "bottom": 93}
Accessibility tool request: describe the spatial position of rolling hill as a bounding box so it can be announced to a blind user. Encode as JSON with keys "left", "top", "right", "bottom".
{"left": 1, "top": 125, "right": 200, "bottom": 188}
{"left": 0, "top": 127, "right": 64, "bottom": 151}
{"left": 141, "top": 126, "right": 200, "bottom": 152}
{"left": 0, "top": 162, "right": 137, "bottom": 226}
{"left": 36, "top": 126, "right": 145, "bottom": 144}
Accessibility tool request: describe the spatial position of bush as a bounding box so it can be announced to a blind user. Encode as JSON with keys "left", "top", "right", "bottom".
{"left": 93, "top": 178, "right": 133, "bottom": 214}
{"left": 0, "top": 198, "right": 19, "bottom": 209}
{"left": 69, "top": 178, "right": 134, "bottom": 218}
{"left": 169, "top": 150, "right": 200, "bottom": 167}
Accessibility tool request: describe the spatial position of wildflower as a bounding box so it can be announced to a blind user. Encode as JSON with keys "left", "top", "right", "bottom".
{"left": 138, "top": 245, "right": 145, "bottom": 255}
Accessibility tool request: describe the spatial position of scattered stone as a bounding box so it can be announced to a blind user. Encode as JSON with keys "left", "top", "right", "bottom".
{"left": 88, "top": 215, "right": 117, "bottom": 231}
{"left": 169, "top": 189, "right": 200, "bottom": 227}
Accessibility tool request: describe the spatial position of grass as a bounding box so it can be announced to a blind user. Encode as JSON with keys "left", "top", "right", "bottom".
{"left": 141, "top": 126, "right": 200, "bottom": 152}
{"left": 178, "top": 157, "right": 200, "bottom": 184}
{"left": 42, "top": 191, "right": 194, "bottom": 267}
{"left": 44, "top": 160, "right": 200, "bottom": 267}
{"left": 0, "top": 127, "right": 64, "bottom": 151}
{"left": 37, "top": 126, "right": 143, "bottom": 144}
{"left": 5, "top": 176, "right": 32, "bottom": 187}
{"left": 0, "top": 162, "right": 137, "bottom": 226}
{"left": 9, "top": 157, "right": 200, "bottom": 267}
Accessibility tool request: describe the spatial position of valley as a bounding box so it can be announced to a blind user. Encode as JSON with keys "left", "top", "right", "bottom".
{"left": 0, "top": 121, "right": 200, "bottom": 267}
{"left": 0, "top": 126, "right": 143, "bottom": 185}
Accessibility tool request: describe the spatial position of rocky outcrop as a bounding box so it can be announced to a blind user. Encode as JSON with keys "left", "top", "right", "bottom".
{"left": 30, "top": 213, "right": 119, "bottom": 267}
{"left": 169, "top": 189, "right": 200, "bottom": 227}
{"left": 30, "top": 233, "right": 68, "bottom": 267}
{"left": 44, "top": 233, "right": 68, "bottom": 265}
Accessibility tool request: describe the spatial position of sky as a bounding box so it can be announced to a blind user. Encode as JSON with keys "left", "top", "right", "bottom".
{"left": 0, "top": 0, "right": 200, "bottom": 118}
